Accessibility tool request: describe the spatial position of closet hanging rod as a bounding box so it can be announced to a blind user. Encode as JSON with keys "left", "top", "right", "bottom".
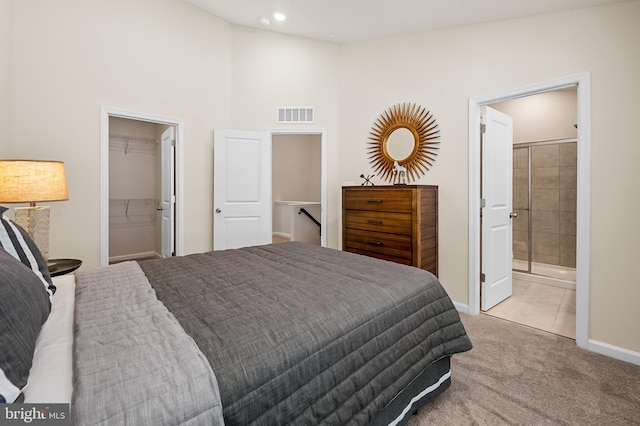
{"left": 109, "top": 134, "right": 158, "bottom": 144}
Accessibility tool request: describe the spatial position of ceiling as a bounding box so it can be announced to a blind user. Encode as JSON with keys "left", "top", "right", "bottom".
{"left": 181, "top": 0, "right": 628, "bottom": 43}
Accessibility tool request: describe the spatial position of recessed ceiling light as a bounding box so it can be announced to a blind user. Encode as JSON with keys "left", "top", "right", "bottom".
{"left": 259, "top": 17, "right": 270, "bottom": 26}
{"left": 273, "top": 12, "right": 286, "bottom": 22}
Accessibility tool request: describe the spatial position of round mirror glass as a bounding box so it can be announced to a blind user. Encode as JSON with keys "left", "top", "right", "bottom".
{"left": 385, "top": 127, "right": 415, "bottom": 161}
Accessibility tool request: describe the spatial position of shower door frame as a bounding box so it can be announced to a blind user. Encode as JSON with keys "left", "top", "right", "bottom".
{"left": 512, "top": 138, "right": 578, "bottom": 278}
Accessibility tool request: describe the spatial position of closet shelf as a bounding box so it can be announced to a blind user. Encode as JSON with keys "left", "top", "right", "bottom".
{"left": 109, "top": 198, "right": 159, "bottom": 218}
{"left": 109, "top": 134, "right": 158, "bottom": 155}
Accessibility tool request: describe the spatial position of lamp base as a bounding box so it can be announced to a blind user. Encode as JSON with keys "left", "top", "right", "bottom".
{"left": 14, "top": 206, "right": 50, "bottom": 262}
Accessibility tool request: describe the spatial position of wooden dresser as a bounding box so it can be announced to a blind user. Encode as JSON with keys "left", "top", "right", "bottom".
{"left": 342, "top": 185, "right": 438, "bottom": 276}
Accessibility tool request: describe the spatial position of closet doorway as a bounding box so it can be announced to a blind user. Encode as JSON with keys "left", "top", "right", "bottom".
{"left": 99, "top": 108, "right": 184, "bottom": 266}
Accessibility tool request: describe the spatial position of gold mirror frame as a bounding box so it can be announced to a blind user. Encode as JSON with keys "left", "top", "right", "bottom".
{"left": 367, "top": 103, "right": 440, "bottom": 183}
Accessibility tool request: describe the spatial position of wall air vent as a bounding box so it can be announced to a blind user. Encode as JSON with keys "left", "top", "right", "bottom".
{"left": 277, "top": 106, "right": 314, "bottom": 123}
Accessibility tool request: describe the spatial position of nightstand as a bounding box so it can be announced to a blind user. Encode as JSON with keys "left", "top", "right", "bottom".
{"left": 48, "top": 258, "right": 82, "bottom": 277}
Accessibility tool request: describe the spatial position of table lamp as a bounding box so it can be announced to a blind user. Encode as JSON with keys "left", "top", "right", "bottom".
{"left": 0, "top": 160, "right": 69, "bottom": 262}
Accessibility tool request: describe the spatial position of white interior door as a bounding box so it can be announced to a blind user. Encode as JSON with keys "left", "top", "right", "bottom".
{"left": 160, "top": 126, "right": 175, "bottom": 257}
{"left": 481, "top": 106, "right": 514, "bottom": 311}
{"left": 213, "top": 129, "right": 271, "bottom": 250}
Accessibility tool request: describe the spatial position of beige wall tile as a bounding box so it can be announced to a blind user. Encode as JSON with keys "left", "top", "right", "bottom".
{"left": 532, "top": 210, "right": 559, "bottom": 234}
{"left": 560, "top": 166, "right": 577, "bottom": 189}
{"left": 513, "top": 209, "right": 529, "bottom": 231}
{"left": 560, "top": 235, "right": 576, "bottom": 267}
{"left": 532, "top": 253, "right": 560, "bottom": 265}
{"left": 513, "top": 229, "right": 528, "bottom": 254}
{"left": 560, "top": 212, "right": 576, "bottom": 236}
{"left": 532, "top": 144, "right": 559, "bottom": 168}
{"left": 513, "top": 251, "right": 528, "bottom": 261}
{"left": 560, "top": 235, "right": 576, "bottom": 257}
{"left": 513, "top": 168, "right": 528, "bottom": 189}
{"left": 513, "top": 147, "right": 528, "bottom": 169}
{"left": 532, "top": 189, "right": 559, "bottom": 211}
{"left": 559, "top": 142, "right": 577, "bottom": 167}
{"left": 560, "top": 256, "right": 576, "bottom": 268}
{"left": 514, "top": 189, "right": 529, "bottom": 210}
{"left": 532, "top": 167, "right": 559, "bottom": 189}
{"left": 560, "top": 188, "right": 576, "bottom": 213}
{"left": 533, "top": 231, "right": 559, "bottom": 257}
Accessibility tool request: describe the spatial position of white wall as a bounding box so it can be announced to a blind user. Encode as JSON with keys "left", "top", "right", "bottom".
{"left": 0, "top": 0, "right": 10, "bottom": 157}
{"left": 272, "top": 134, "right": 321, "bottom": 203}
{"left": 338, "top": 2, "right": 640, "bottom": 352}
{"left": 4, "top": 0, "right": 640, "bottom": 355}
{"left": 8, "top": 0, "right": 233, "bottom": 265}
{"left": 230, "top": 27, "right": 342, "bottom": 247}
{"left": 492, "top": 89, "right": 577, "bottom": 143}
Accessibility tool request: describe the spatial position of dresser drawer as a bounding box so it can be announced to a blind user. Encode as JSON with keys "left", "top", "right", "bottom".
{"left": 344, "top": 210, "right": 412, "bottom": 235}
{"left": 342, "top": 185, "right": 438, "bottom": 276}
{"left": 343, "top": 189, "right": 412, "bottom": 213}
{"left": 344, "top": 228, "right": 412, "bottom": 259}
{"left": 345, "top": 247, "right": 412, "bottom": 266}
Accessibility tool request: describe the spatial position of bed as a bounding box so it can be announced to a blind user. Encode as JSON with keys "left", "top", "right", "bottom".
{"left": 2, "top": 212, "right": 472, "bottom": 425}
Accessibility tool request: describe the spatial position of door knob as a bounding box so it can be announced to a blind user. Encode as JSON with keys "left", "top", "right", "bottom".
{"left": 215, "top": 208, "right": 221, "bottom": 213}
{"left": 510, "top": 212, "right": 518, "bottom": 219}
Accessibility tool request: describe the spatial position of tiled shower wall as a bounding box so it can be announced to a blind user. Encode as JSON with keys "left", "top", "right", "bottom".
{"left": 513, "top": 142, "right": 576, "bottom": 268}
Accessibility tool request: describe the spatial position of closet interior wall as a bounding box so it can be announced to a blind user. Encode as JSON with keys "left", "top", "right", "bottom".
{"left": 108, "top": 117, "right": 166, "bottom": 262}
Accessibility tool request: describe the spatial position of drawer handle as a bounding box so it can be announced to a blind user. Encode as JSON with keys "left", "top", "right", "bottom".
{"left": 367, "top": 199, "right": 383, "bottom": 203}
{"left": 367, "top": 241, "right": 383, "bottom": 246}
{"left": 367, "top": 219, "right": 383, "bottom": 225}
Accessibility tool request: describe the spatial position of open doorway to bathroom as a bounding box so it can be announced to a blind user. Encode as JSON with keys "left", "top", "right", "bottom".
{"left": 484, "top": 89, "right": 577, "bottom": 339}
{"left": 469, "top": 72, "right": 590, "bottom": 348}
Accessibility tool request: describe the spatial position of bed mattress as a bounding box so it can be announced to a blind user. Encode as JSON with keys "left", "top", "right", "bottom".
{"left": 139, "top": 242, "right": 471, "bottom": 425}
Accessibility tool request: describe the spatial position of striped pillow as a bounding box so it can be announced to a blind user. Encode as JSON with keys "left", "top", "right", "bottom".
{"left": 0, "top": 207, "right": 55, "bottom": 300}
{"left": 0, "top": 247, "right": 52, "bottom": 403}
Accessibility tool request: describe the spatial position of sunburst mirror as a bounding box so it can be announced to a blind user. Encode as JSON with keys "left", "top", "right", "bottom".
{"left": 367, "top": 103, "right": 440, "bottom": 184}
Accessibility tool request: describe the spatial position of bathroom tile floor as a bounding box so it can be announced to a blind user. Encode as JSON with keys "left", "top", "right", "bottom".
{"left": 484, "top": 278, "right": 576, "bottom": 339}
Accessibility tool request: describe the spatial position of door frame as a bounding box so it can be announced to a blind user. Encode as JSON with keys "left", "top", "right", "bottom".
{"left": 468, "top": 72, "right": 591, "bottom": 349}
{"left": 268, "top": 128, "right": 328, "bottom": 247}
{"left": 99, "top": 106, "right": 185, "bottom": 266}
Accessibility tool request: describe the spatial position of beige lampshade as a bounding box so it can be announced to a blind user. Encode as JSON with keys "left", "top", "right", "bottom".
{"left": 0, "top": 160, "right": 69, "bottom": 204}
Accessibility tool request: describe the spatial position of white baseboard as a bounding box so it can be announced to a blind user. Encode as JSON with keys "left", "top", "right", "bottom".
{"left": 588, "top": 339, "right": 640, "bottom": 366}
{"left": 454, "top": 299, "right": 640, "bottom": 366}
{"left": 272, "top": 232, "right": 291, "bottom": 238}
{"left": 453, "top": 301, "right": 470, "bottom": 315}
{"left": 109, "top": 251, "right": 159, "bottom": 263}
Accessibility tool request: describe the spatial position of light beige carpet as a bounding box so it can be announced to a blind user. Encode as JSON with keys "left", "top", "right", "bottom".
{"left": 409, "top": 313, "right": 640, "bottom": 425}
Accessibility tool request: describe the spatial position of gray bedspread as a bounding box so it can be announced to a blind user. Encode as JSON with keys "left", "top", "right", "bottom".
{"left": 72, "top": 262, "right": 224, "bottom": 426}
{"left": 139, "top": 242, "right": 472, "bottom": 425}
